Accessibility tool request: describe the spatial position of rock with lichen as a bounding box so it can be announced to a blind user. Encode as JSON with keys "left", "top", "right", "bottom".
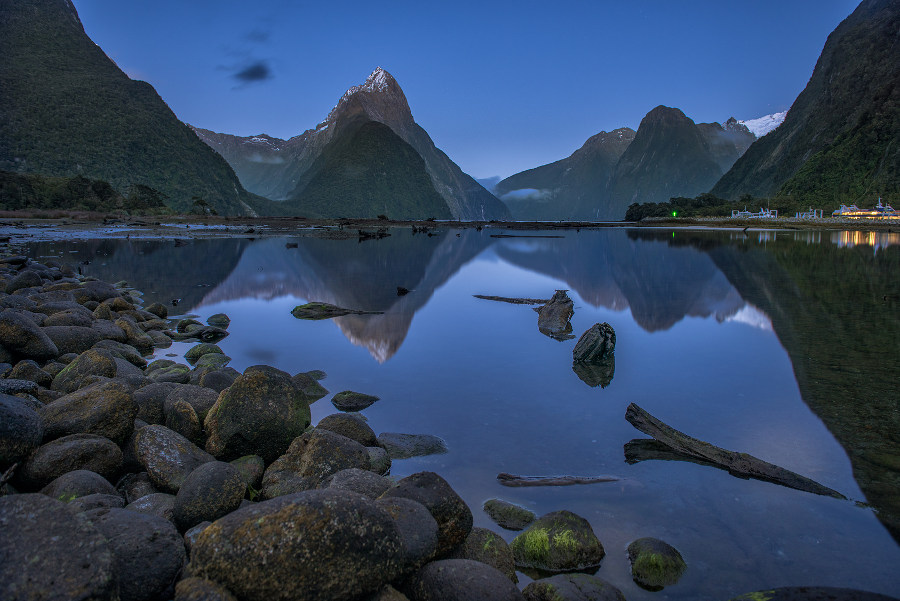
{"left": 510, "top": 510, "right": 604, "bottom": 573}
{"left": 626, "top": 537, "right": 686, "bottom": 591}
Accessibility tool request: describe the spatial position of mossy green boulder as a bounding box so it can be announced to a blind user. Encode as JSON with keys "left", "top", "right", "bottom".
{"left": 188, "top": 489, "right": 404, "bottom": 601}
{"left": 332, "top": 390, "right": 380, "bottom": 411}
{"left": 50, "top": 348, "right": 117, "bottom": 393}
{"left": 510, "top": 510, "right": 604, "bottom": 573}
{"left": 204, "top": 365, "right": 310, "bottom": 463}
{"left": 184, "top": 343, "right": 224, "bottom": 364}
{"left": 173, "top": 460, "right": 246, "bottom": 532}
{"left": 40, "top": 379, "right": 136, "bottom": 445}
{"left": 448, "top": 526, "right": 518, "bottom": 583}
{"left": 626, "top": 537, "right": 686, "bottom": 591}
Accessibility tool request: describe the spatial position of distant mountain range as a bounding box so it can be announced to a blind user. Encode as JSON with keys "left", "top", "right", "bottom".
{"left": 496, "top": 108, "right": 755, "bottom": 220}
{"left": 713, "top": 0, "right": 899, "bottom": 205}
{"left": 193, "top": 68, "right": 510, "bottom": 221}
{"left": 0, "top": 0, "right": 270, "bottom": 216}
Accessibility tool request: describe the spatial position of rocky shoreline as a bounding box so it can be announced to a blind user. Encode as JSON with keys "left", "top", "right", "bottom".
{"left": 0, "top": 252, "right": 896, "bottom": 601}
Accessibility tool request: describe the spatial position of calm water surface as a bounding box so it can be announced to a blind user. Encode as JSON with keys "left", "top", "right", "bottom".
{"left": 22, "top": 227, "right": 900, "bottom": 600}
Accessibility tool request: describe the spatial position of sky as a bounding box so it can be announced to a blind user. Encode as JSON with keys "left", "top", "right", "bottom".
{"left": 71, "top": 0, "right": 861, "bottom": 180}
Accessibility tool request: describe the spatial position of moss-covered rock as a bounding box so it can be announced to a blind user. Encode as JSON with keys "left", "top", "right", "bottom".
{"left": 0, "top": 308, "right": 59, "bottom": 359}
{"left": 317, "top": 412, "right": 378, "bottom": 446}
{"left": 377, "top": 432, "right": 448, "bottom": 459}
{"left": 184, "top": 343, "right": 224, "bottom": 364}
{"left": 40, "top": 379, "right": 137, "bottom": 445}
{"left": 206, "top": 313, "right": 230, "bottom": 328}
{"left": 146, "top": 359, "right": 191, "bottom": 384}
{"left": 375, "top": 496, "right": 440, "bottom": 573}
{"left": 40, "top": 469, "right": 117, "bottom": 501}
{"left": 448, "top": 527, "right": 518, "bottom": 583}
{"left": 165, "top": 399, "right": 202, "bottom": 444}
{"left": 174, "top": 577, "right": 238, "bottom": 601}
{"left": 50, "top": 348, "right": 117, "bottom": 393}
{"left": 173, "top": 461, "right": 246, "bottom": 532}
{"left": 727, "top": 587, "right": 900, "bottom": 601}
{"left": 332, "top": 389, "right": 380, "bottom": 411}
{"left": 42, "top": 325, "right": 101, "bottom": 355}
{"left": 229, "top": 455, "right": 265, "bottom": 491}
{"left": 510, "top": 510, "right": 604, "bottom": 573}
{"left": 19, "top": 433, "right": 123, "bottom": 489}
{"left": 403, "top": 559, "right": 525, "bottom": 601}
{"left": 189, "top": 489, "right": 404, "bottom": 601}
{"left": 522, "top": 573, "right": 626, "bottom": 601}
{"left": 291, "top": 371, "right": 329, "bottom": 401}
{"left": 204, "top": 365, "right": 310, "bottom": 463}
{"left": 0, "top": 392, "right": 44, "bottom": 467}
{"left": 133, "top": 424, "right": 215, "bottom": 493}
{"left": 626, "top": 537, "right": 686, "bottom": 591}
{"left": 125, "top": 492, "right": 176, "bottom": 522}
{"left": 483, "top": 499, "right": 536, "bottom": 531}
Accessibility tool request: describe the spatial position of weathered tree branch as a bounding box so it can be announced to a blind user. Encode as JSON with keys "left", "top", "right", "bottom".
{"left": 497, "top": 472, "right": 619, "bottom": 487}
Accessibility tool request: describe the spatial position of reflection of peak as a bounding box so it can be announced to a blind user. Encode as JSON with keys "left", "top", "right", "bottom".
{"left": 197, "top": 231, "right": 493, "bottom": 361}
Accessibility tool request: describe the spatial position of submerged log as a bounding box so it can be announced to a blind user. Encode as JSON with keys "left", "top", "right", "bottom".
{"left": 497, "top": 472, "right": 618, "bottom": 487}
{"left": 473, "top": 295, "right": 549, "bottom": 305}
{"left": 624, "top": 403, "right": 845, "bottom": 499}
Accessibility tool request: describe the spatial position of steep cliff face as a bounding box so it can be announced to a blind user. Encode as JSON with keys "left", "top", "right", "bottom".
{"left": 697, "top": 118, "right": 756, "bottom": 173}
{"left": 193, "top": 68, "right": 510, "bottom": 221}
{"left": 495, "top": 128, "right": 635, "bottom": 220}
{"left": 712, "top": 0, "right": 900, "bottom": 203}
{"left": 0, "top": 0, "right": 265, "bottom": 215}
{"left": 607, "top": 106, "right": 725, "bottom": 213}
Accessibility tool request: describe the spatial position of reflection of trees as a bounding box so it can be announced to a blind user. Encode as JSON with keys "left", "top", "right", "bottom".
{"left": 495, "top": 230, "right": 745, "bottom": 332}
{"left": 644, "top": 230, "right": 900, "bottom": 542}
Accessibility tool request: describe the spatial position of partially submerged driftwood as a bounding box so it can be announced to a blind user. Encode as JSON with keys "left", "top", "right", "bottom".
{"left": 473, "top": 295, "right": 549, "bottom": 305}
{"left": 497, "top": 472, "right": 619, "bottom": 487}
{"left": 624, "top": 403, "right": 845, "bottom": 499}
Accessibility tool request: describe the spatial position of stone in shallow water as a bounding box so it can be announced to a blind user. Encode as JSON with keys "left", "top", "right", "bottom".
{"left": 727, "top": 588, "right": 900, "bottom": 601}
{"left": 377, "top": 432, "right": 449, "bottom": 459}
{"left": 448, "top": 527, "right": 518, "bottom": 583}
{"left": 483, "top": 498, "right": 536, "bottom": 531}
{"left": 510, "top": 510, "right": 604, "bottom": 573}
{"left": 534, "top": 290, "right": 574, "bottom": 341}
{"left": 626, "top": 537, "right": 686, "bottom": 591}
{"left": 522, "top": 573, "right": 626, "bottom": 601}
{"left": 332, "top": 389, "right": 380, "bottom": 411}
{"left": 403, "top": 559, "right": 525, "bottom": 601}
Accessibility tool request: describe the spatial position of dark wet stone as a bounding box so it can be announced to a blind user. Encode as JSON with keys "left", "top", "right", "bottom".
{"left": 368, "top": 446, "right": 392, "bottom": 475}
{"left": 134, "top": 382, "right": 182, "bottom": 424}
{"left": 44, "top": 308, "right": 93, "bottom": 328}
{"left": 68, "top": 492, "right": 126, "bottom": 512}
{"left": 173, "top": 460, "right": 246, "bottom": 532}
{"left": 145, "top": 302, "right": 168, "bottom": 319}
{"left": 378, "top": 432, "right": 449, "bottom": 459}
{"left": 197, "top": 367, "right": 239, "bottom": 393}
{"left": 627, "top": 537, "right": 686, "bottom": 591}
{"left": 0, "top": 377, "right": 38, "bottom": 395}
{"left": 0, "top": 494, "right": 118, "bottom": 601}
{"left": 229, "top": 454, "right": 265, "bottom": 490}
{"left": 147, "top": 329, "right": 173, "bottom": 348}
{"left": 165, "top": 399, "right": 203, "bottom": 444}
{"left": 19, "top": 433, "right": 123, "bottom": 489}
{"left": 73, "top": 280, "right": 121, "bottom": 304}
{"left": 42, "top": 325, "right": 102, "bottom": 355}
{"left": 448, "top": 527, "right": 517, "bottom": 583}
{"left": 535, "top": 290, "right": 575, "bottom": 340}
{"left": 6, "top": 269, "right": 43, "bottom": 293}
{"left": 0, "top": 308, "right": 59, "bottom": 359}
{"left": 375, "top": 496, "right": 439, "bottom": 574}
{"left": 205, "top": 365, "right": 310, "bottom": 463}
{"left": 174, "top": 577, "right": 238, "bottom": 601}
{"left": 317, "top": 412, "right": 378, "bottom": 446}
{"left": 404, "top": 559, "right": 525, "bottom": 601}
{"left": 191, "top": 490, "right": 403, "bottom": 601}
{"left": 114, "top": 357, "right": 145, "bottom": 380}
{"left": 117, "top": 471, "right": 158, "bottom": 504}
{"left": 91, "top": 318, "right": 129, "bottom": 343}
{"left": 115, "top": 318, "right": 155, "bottom": 354}
{"left": 510, "top": 510, "right": 604, "bottom": 573}
{"left": 0, "top": 392, "right": 44, "bottom": 467}
{"left": 262, "top": 428, "right": 370, "bottom": 498}
{"left": 206, "top": 313, "right": 230, "bottom": 327}
{"left": 173, "top": 325, "right": 229, "bottom": 343}
{"left": 146, "top": 359, "right": 191, "bottom": 384}
{"left": 40, "top": 469, "right": 117, "bottom": 501}
{"left": 291, "top": 301, "right": 383, "bottom": 320}
{"left": 323, "top": 467, "right": 393, "bottom": 498}
{"left": 183, "top": 521, "right": 212, "bottom": 555}
{"left": 85, "top": 506, "right": 186, "bottom": 601}
{"left": 133, "top": 424, "right": 215, "bottom": 493}
{"left": 573, "top": 323, "right": 616, "bottom": 361}
{"left": 51, "top": 348, "right": 118, "bottom": 394}
{"left": 291, "top": 371, "right": 329, "bottom": 401}
{"left": 185, "top": 343, "right": 224, "bottom": 364}
{"left": 483, "top": 499, "right": 536, "bottom": 531}
{"left": 126, "top": 492, "right": 177, "bottom": 522}
{"left": 572, "top": 356, "right": 615, "bottom": 389}
{"left": 380, "top": 471, "right": 473, "bottom": 558}
{"left": 332, "top": 389, "right": 380, "bottom": 411}
{"left": 40, "top": 379, "right": 136, "bottom": 444}
{"left": 365, "top": 585, "right": 410, "bottom": 601}
{"left": 522, "top": 573, "right": 626, "bottom": 601}
{"left": 194, "top": 352, "right": 231, "bottom": 371}
{"left": 0, "top": 307, "right": 46, "bottom": 327}
{"left": 9, "top": 359, "right": 52, "bottom": 387}
{"left": 94, "top": 339, "right": 147, "bottom": 367}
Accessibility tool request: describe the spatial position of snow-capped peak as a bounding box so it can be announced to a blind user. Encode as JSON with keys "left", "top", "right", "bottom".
{"left": 738, "top": 111, "right": 788, "bottom": 138}
{"left": 325, "top": 67, "right": 398, "bottom": 125}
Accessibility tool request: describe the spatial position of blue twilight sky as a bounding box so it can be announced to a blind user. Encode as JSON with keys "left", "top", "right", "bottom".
{"left": 71, "top": 0, "right": 860, "bottom": 180}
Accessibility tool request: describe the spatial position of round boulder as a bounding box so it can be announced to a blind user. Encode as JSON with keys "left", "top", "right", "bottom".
{"left": 379, "top": 471, "right": 473, "bottom": 558}
{"left": 403, "top": 559, "right": 525, "bottom": 601}
{"left": 377, "top": 433, "right": 448, "bottom": 459}
{"left": 40, "top": 379, "right": 136, "bottom": 444}
{"left": 323, "top": 467, "right": 392, "bottom": 499}
{"left": 510, "top": 510, "right": 604, "bottom": 573}
{"left": 126, "top": 492, "right": 177, "bottom": 522}
{"left": 133, "top": 424, "right": 215, "bottom": 493}
{"left": 85, "top": 507, "right": 186, "bottom": 601}
{"left": 42, "top": 325, "right": 102, "bottom": 355}
{"left": 317, "top": 412, "right": 378, "bottom": 447}
{"left": 331, "top": 390, "right": 379, "bottom": 411}
{"left": 40, "top": 469, "right": 117, "bottom": 501}
{"left": 483, "top": 499, "right": 535, "bottom": 531}
{"left": 448, "top": 527, "right": 517, "bottom": 583}
{"left": 0, "top": 494, "right": 118, "bottom": 601}
{"left": 174, "top": 577, "right": 238, "bottom": 601}
{"left": 189, "top": 489, "right": 403, "bottom": 601}
{"left": 375, "top": 497, "right": 440, "bottom": 574}
{"left": 173, "top": 461, "right": 246, "bottom": 531}
{"left": 626, "top": 537, "right": 686, "bottom": 591}
{"left": 0, "top": 308, "right": 59, "bottom": 359}
{"left": 205, "top": 365, "right": 310, "bottom": 463}
{"left": 51, "top": 348, "right": 117, "bottom": 394}
{"left": 19, "top": 433, "right": 123, "bottom": 489}
{"left": 522, "top": 573, "right": 626, "bottom": 601}
{"left": 0, "top": 392, "right": 44, "bottom": 467}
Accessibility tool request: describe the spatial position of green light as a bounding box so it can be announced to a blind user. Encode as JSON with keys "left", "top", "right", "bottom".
{"left": 672, "top": 211, "right": 677, "bottom": 217}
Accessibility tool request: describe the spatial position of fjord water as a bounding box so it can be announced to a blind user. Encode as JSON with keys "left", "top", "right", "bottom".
{"left": 25, "top": 228, "right": 900, "bottom": 599}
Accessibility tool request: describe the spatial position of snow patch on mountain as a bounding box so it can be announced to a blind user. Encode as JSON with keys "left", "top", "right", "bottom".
{"left": 738, "top": 111, "right": 788, "bottom": 138}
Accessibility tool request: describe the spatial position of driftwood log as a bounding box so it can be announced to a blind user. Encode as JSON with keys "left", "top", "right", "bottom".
{"left": 497, "top": 472, "right": 619, "bottom": 487}
{"left": 473, "top": 295, "right": 549, "bottom": 305}
{"left": 624, "top": 403, "right": 845, "bottom": 499}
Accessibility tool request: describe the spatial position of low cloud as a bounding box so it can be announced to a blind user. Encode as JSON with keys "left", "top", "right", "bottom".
{"left": 247, "top": 153, "right": 285, "bottom": 164}
{"left": 233, "top": 60, "right": 272, "bottom": 84}
{"left": 500, "top": 188, "right": 553, "bottom": 203}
